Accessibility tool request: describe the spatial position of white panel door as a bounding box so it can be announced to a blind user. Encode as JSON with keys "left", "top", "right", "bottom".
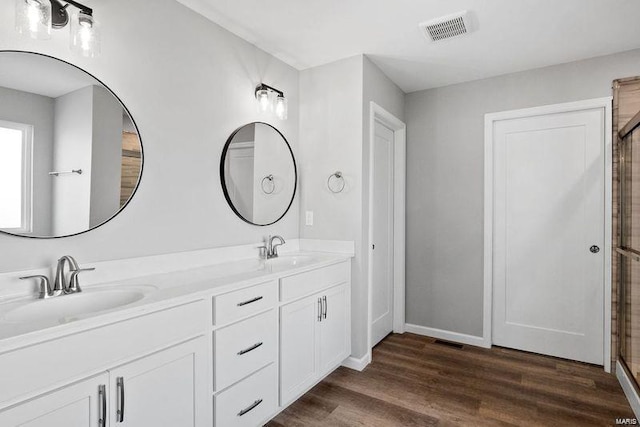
{"left": 0, "top": 374, "right": 108, "bottom": 427}
{"left": 319, "top": 284, "right": 350, "bottom": 375}
{"left": 492, "top": 108, "right": 605, "bottom": 365}
{"left": 109, "top": 338, "right": 207, "bottom": 426}
{"left": 371, "top": 121, "right": 395, "bottom": 346}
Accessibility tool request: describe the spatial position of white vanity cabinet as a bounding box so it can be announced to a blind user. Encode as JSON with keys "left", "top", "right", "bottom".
{"left": 279, "top": 261, "right": 351, "bottom": 406}
{"left": 0, "top": 373, "right": 109, "bottom": 427}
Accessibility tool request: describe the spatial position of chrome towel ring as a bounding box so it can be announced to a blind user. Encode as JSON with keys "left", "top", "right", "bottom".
{"left": 327, "top": 171, "right": 345, "bottom": 193}
{"left": 261, "top": 174, "right": 275, "bottom": 194}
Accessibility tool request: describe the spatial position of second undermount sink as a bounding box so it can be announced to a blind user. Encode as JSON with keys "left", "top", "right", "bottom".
{"left": 265, "top": 254, "right": 320, "bottom": 271}
{"left": 1, "top": 285, "right": 155, "bottom": 326}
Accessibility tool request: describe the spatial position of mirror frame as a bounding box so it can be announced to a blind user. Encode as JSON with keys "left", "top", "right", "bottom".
{"left": 220, "top": 122, "right": 297, "bottom": 226}
{"left": 0, "top": 50, "right": 144, "bottom": 239}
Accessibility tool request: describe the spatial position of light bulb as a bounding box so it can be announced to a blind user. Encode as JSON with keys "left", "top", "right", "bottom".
{"left": 275, "top": 95, "right": 288, "bottom": 120}
{"left": 70, "top": 12, "right": 100, "bottom": 58}
{"left": 256, "top": 89, "right": 270, "bottom": 113}
{"left": 15, "top": 0, "right": 51, "bottom": 40}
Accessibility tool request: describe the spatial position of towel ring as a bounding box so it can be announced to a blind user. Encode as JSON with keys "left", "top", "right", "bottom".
{"left": 327, "top": 171, "right": 345, "bottom": 193}
{"left": 261, "top": 174, "right": 275, "bottom": 194}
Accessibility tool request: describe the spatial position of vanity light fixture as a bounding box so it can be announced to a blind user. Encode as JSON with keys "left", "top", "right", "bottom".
{"left": 255, "top": 83, "right": 288, "bottom": 120}
{"left": 15, "top": 0, "right": 100, "bottom": 57}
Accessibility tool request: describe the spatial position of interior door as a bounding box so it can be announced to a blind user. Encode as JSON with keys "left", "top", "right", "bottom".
{"left": 371, "top": 121, "right": 395, "bottom": 347}
{"left": 109, "top": 338, "right": 207, "bottom": 426}
{"left": 492, "top": 107, "right": 605, "bottom": 365}
{"left": 0, "top": 374, "right": 108, "bottom": 427}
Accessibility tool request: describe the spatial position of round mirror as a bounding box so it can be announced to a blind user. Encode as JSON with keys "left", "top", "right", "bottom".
{"left": 0, "top": 51, "right": 143, "bottom": 238}
{"left": 220, "top": 122, "right": 297, "bottom": 226}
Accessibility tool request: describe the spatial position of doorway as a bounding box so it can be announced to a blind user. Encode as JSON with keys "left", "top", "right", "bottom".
{"left": 484, "top": 98, "right": 612, "bottom": 367}
{"left": 367, "top": 102, "right": 406, "bottom": 356}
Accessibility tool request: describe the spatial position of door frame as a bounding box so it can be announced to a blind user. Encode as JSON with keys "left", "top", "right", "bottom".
{"left": 483, "top": 97, "right": 613, "bottom": 371}
{"left": 367, "top": 102, "right": 406, "bottom": 359}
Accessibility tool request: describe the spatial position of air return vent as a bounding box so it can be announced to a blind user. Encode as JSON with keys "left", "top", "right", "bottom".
{"left": 419, "top": 11, "right": 472, "bottom": 42}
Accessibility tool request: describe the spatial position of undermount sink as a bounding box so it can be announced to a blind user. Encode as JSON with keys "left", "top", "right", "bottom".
{"left": 265, "top": 254, "right": 319, "bottom": 271}
{"left": 1, "top": 285, "right": 155, "bottom": 326}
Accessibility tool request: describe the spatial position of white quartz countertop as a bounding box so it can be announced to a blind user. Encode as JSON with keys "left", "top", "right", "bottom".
{"left": 0, "top": 252, "right": 352, "bottom": 351}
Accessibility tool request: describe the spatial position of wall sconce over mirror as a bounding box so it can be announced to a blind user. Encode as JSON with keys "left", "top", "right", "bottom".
{"left": 255, "top": 83, "right": 288, "bottom": 120}
{"left": 15, "top": 0, "right": 100, "bottom": 57}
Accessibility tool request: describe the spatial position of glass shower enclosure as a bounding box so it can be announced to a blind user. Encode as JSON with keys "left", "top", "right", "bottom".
{"left": 618, "top": 109, "right": 640, "bottom": 384}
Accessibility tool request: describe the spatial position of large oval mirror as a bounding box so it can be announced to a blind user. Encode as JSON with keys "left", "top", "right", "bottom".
{"left": 0, "top": 51, "right": 143, "bottom": 238}
{"left": 221, "top": 122, "right": 296, "bottom": 226}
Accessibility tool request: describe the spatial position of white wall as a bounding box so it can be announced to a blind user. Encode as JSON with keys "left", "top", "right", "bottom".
{"left": 0, "top": 0, "right": 299, "bottom": 272}
{"left": 404, "top": 48, "right": 640, "bottom": 338}
{"left": 299, "top": 55, "right": 405, "bottom": 359}
{"left": 0, "top": 86, "right": 54, "bottom": 236}
{"left": 52, "top": 86, "right": 93, "bottom": 235}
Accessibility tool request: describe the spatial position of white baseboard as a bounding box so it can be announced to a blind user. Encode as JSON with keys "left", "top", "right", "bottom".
{"left": 617, "top": 361, "right": 640, "bottom": 420}
{"left": 405, "top": 323, "right": 490, "bottom": 348}
{"left": 341, "top": 352, "right": 371, "bottom": 372}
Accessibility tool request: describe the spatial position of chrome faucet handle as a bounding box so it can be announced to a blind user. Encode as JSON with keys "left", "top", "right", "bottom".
{"left": 19, "top": 275, "right": 53, "bottom": 299}
{"left": 66, "top": 268, "right": 95, "bottom": 294}
{"left": 256, "top": 244, "right": 268, "bottom": 259}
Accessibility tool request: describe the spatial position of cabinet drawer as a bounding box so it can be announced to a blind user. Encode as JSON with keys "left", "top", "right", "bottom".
{"left": 213, "top": 281, "right": 277, "bottom": 326}
{"left": 280, "top": 261, "right": 349, "bottom": 302}
{"left": 214, "top": 364, "right": 277, "bottom": 427}
{"left": 214, "top": 309, "right": 277, "bottom": 391}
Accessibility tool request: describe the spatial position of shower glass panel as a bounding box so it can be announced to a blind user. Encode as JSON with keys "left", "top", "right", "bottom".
{"left": 619, "top": 121, "right": 640, "bottom": 384}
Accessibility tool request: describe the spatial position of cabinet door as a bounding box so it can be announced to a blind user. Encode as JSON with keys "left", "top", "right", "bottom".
{"left": 0, "top": 373, "right": 108, "bottom": 427}
{"left": 319, "top": 284, "right": 350, "bottom": 375}
{"left": 279, "top": 294, "right": 321, "bottom": 406}
{"left": 109, "top": 337, "right": 208, "bottom": 427}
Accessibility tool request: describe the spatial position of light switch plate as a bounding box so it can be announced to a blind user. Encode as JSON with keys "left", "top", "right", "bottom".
{"left": 305, "top": 211, "right": 314, "bottom": 226}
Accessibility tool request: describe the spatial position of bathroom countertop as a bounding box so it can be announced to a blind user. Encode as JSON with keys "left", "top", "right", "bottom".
{"left": 0, "top": 252, "right": 352, "bottom": 352}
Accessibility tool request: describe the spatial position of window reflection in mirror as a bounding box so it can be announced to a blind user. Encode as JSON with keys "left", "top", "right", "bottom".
{"left": 0, "top": 51, "right": 143, "bottom": 238}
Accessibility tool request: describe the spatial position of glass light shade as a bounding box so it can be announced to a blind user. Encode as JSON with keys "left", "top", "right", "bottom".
{"left": 256, "top": 89, "right": 270, "bottom": 113}
{"left": 15, "top": 0, "right": 51, "bottom": 40}
{"left": 70, "top": 12, "right": 100, "bottom": 58}
{"left": 275, "top": 95, "right": 288, "bottom": 120}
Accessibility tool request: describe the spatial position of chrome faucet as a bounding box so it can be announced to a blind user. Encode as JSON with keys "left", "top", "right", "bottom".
{"left": 259, "top": 235, "right": 286, "bottom": 259}
{"left": 20, "top": 255, "right": 95, "bottom": 299}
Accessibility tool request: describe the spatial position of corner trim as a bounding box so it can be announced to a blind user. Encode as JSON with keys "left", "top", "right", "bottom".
{"left": 617, "top": 361, "right": 640, "bottom": 419}
{"left": 341, "top": 353, "right": 372, "bottom": 372}
{"left": 405, "top": 323, "right": 490, "bottom": 348}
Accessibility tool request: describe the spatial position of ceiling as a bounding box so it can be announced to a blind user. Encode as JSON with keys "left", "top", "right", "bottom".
{"left": 177, "top": 0, "right": 640, "bottom": 93}
{"left": 0, "top": 52, "right": 96, "bottom": 98}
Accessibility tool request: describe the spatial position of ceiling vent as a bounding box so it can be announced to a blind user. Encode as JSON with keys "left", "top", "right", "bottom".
{"left": 419, "top": 11, "right": 472, "bottom": 42}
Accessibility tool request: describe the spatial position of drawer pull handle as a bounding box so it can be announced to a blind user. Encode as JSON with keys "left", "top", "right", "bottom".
{"left": 323, "top": 295, "right": 327, "bottom": 319}
{"left": 237, "top": 296, "right": 263, "bottom": 307}
{"left": 237, "top": 342, "right": 263, "bottom": 355}
{"left": 318, "top": 297, "right": 322, "bottom": 322}
{"left": 238, "top": 399, "right": 263, "bottom": 417}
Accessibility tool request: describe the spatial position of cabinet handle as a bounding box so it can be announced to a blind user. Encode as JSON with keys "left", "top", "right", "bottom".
{"left": 98, "top": 384, "right": 106, "bottom": 426}
{"left": 323, "top": 295, "right": 327, "bottom": 319}
{"left": 237, "top": 296, "right": 263, "bottom": 306}
{"left": 237, "top": 342, "right": 263, "bottom": 355}
{"left": 237, "top": 399, "right": 263, "bottom": 417}
{"left": 117, "top": 377, "right": 125, "bottom": 422}
{"left": 318, "top": 297, "right": 322, "bottom": 322}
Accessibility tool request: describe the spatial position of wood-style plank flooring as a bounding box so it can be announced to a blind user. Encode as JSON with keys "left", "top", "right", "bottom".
{"left": 267, "top": 333, "right": 635, "bottom": 426}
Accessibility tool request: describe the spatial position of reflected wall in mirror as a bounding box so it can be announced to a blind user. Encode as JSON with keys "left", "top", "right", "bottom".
{"left": 0, "top": 51, "right": 143, "bottom": 238}
{"left": 221, "top": 122, "right": 296, "bottom": 226}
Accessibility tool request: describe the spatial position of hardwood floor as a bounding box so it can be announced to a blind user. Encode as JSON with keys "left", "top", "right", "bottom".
{"left": 267, "top": 333, "right": 635, "bottom": 426}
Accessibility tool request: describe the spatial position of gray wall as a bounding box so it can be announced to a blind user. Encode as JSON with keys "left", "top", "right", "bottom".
{"left": 299, "top": 55, "right": 405, "bottom": 358}
{"left": 405, "top": 48, "right": 640, "bottom": 337}
{"left": 0, "top": 86, "right": 54, "bottom": 236}
{"left": 0, "top": 0, "right": 299, "bottom": 272}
